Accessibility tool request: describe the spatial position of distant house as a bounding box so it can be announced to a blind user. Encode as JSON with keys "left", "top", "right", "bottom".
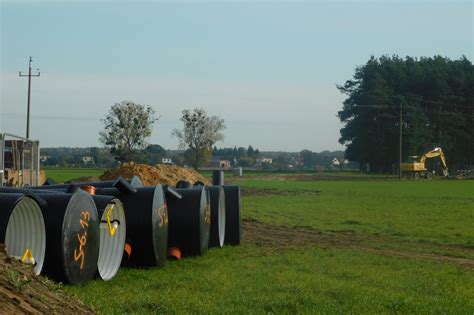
{"left": 331, "top": 158, "right": 340, "bottom": 166}
{"left": 208, "top": 160, "right": 231, "bottom": 168}
{"left": 82, "top": 156, "right": 95, "bottom": 165}
{"left": 256, "top": 157, "right": 273, "bottom": 166}
{"left": 208, "top": 157, "right": 231, "bottom": 168}
{"left": 40, "top": 155, "right": 50, "bottom": 163}
{"left": 161, "top": 158, "right": 173, "bottom": 164}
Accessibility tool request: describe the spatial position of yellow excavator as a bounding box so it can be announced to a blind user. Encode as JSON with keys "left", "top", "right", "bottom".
{"left": 401, "top": 147, "right": 449, "bottom": 179}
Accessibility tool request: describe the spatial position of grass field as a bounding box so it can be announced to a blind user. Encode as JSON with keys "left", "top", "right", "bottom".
{"left": 44, "top": 167, "right": 105, "bottom": 183}
{"left": 58, "top": 170, "right": 474, "bottom": 314}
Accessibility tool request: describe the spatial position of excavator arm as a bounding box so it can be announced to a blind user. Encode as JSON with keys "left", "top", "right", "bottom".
{"left": 419, "top": 148, "right": 449, "bottom": 176}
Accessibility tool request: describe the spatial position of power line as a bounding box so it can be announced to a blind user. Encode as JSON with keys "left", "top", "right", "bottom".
{"left": 346, "top": 94, "right": 473, "bottom": 109}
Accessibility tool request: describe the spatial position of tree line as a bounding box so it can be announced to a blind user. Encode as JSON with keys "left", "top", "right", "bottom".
{"left": 338, "top": 55, "right": 473, "bottom": 173}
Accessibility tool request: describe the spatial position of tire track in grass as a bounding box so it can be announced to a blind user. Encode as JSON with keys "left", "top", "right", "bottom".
{"left": 242, "top": 219, "right": 474, "bottom": 269}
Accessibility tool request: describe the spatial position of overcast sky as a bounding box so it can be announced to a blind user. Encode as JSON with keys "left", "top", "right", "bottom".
{"left": 1, "top": 1, "right": 472, "bottom": 151}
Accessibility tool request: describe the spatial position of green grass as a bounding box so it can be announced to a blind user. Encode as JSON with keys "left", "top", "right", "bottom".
{"left": 199, "top": 169, "right": 393, "bottom": 179}
{"left": 63, "top": 173, "right": 474, "bottom": 314}
{"left": 241, "top": 179, "right": 474, "bottom": 246}
{"left": 44, "top": 168, "right": 105, "bottom": 183}
{"left": 68, "top": 246, "right": 473, "bottom": 314}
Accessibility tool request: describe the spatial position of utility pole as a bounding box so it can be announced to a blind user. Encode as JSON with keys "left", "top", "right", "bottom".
{"left": 399, "top": 102, "right": 403, "bottom": 180}
{"left": 19, "top": 57, "right": 40, "bottom": 139}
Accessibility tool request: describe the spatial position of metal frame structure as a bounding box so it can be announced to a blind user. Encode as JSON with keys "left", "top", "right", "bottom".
{"left": 0, "top": 133, "right": 40, "bottom": 187}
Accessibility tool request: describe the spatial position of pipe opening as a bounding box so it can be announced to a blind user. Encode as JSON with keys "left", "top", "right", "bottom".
{"left": 218, "top": 189, "right": 226, "bottom": 247}
{"left": 98, "top": 200, "right": 126, "bottom": 281}
{"left": 5, "top": 197, "right": 46, "bottom": 275}
{"left": 199, "top": 187, "right": 211, "bottom": 255}
{"left": 151, "top": 186, "right": 168, "bottom": 266}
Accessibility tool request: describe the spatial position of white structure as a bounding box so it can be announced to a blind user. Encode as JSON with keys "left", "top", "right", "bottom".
{"left": 256, "top": 157, "right": 273, "bottom": 165}
{"left": 82, "top": 156, "right": 95, "bottom": 165}
{"left": 332, "top": 158, "right": 340, "bottom": 166}
{"left": 162, "top": 158, "right": 173, "bottom": 164}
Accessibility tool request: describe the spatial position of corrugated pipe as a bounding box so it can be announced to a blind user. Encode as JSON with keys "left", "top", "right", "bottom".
{"left": 193, "top": 182, "right": 226, "bottom": 248}
{"left": 0, "top": 186, "right": 124, "bottom": 281}
{"left": 167, "top": 186, "right": 210, "bottom": 257}
{"left": 93, "top": 185, "right": 169, "bottom": 268}
{"left": 0, "top": 193, "right": 46, "bottom": 275}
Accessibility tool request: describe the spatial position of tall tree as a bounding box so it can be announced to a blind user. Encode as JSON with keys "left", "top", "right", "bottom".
{"left": 99, "top": 101, "right": 159, "bottom": 162}
{"left": 338, "top": 55, "right": 473, "bottom": 173}
{"left": 172, "top": 108, "right": 226, "bottom": 169}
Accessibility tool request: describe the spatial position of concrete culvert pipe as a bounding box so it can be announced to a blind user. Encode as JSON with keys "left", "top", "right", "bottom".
{"left": 222, "top": 185, "right": 241, "bottom": 245}
{"left": 167, "top": 187, "right": 210, "bottom": 257}
{"left": 207, "top": 186, "right": 226, "bottom": 248}
{"left": 39, "top": 190, "right": 100, "bottom": 284}
{"left": 92, "top": 195, "right": 126, "bottom": 281}
{"left": 0, "top": 193, "right": 46, "bottom": 275}
{"left": 94, "top": 186, "right": 168, "bottom": 268}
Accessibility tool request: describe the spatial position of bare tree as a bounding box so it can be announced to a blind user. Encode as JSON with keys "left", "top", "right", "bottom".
{"left": 172, "top": 108, "right": 226, "bottom": 169}
{"left": 100, "top": 100, "right": 159, "bottom": 162}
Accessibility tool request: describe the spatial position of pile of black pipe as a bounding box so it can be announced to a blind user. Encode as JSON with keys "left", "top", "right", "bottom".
{"left": 0, "top": 170, "right": 241, "bottom": 286}
{"left": 33, "top": 177, "right": 169, "bottom": 268}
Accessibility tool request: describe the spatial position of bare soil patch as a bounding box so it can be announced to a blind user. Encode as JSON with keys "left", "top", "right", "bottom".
{"left": 0, "top": 244, "right": 94, "bottom": 314}
{"left": 242, "top": 219, "right": 474, "bottom": 269}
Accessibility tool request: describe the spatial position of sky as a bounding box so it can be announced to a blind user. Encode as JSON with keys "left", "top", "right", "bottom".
{"left": 1, "top": 0, "right": 472, "bottom": 151}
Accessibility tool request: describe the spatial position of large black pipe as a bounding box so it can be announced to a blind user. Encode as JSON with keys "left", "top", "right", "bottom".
{"left": 167, "top": 187, "right": 210, "bottom": 257}
{"left": 0, "top": 193, "right": 46, "bottom": 275}
{"left": 222, "top": 185, "right": 241, "bottom": 245}
{"left": 212, "top": 170, "right": 224, "bottom": 186}
{"left": 207, "top": 186, "right": 226, "bottom": 248}
{"left": 94, "top": 186, "right": 168, "bottom": 268}
{"left": 38, "top": 190, "right": 100, "bottom": 284}
{"left": 0, "top": 187, "right": 126, "bottom": 281}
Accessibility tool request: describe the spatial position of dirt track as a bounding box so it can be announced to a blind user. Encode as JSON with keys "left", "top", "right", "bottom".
{"left": 242, "top": 219, "right": 474, "bottom": 269}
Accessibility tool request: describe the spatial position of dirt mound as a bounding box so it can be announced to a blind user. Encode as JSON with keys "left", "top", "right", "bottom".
{"left": 0, "top": 244, "right": 94, "bottom": 314}
{"left": 100, "top": 162, "right": 211, "bottom": 186}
